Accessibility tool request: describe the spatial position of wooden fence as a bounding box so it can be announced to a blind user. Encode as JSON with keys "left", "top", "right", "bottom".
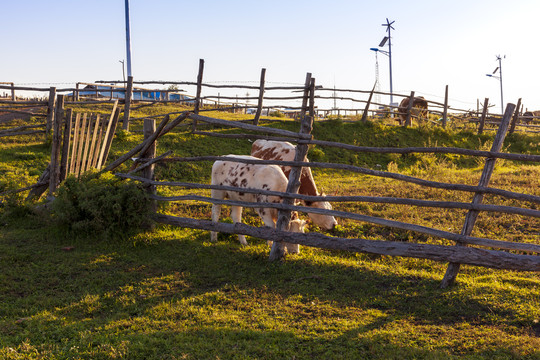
{"left": 21, "top": 97, "right": 121, "bottom": 201}
{"left": 2, "top": 69, "right": 539, "bottom": 287}
{"left": 111, "top": 75, "right": 540, "bottom": 288}
{"left": 3, "top": 58, "right": 540, "bottom": 138}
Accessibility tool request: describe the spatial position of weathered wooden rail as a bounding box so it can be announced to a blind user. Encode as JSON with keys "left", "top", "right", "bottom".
{"left": 108, "top": 76, "right": 539, "bottom": 288}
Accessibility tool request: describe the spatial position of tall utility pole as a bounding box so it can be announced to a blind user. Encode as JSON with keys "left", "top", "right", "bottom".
{"left": 125, "top": 0, "right": 133, "bottom": 77}
{"left": 496, "top": 55, "right": 504, "bottom": 114}
{"left": 382, "top": 18, "right": 395, "bottom": 106}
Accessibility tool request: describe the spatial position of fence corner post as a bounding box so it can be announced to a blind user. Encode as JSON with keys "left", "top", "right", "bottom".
{"left": 442, "top": 85, "right": 449, "bottom": 128}
{"left": 123, "top": 76, "right": 134, "bottom": 131}
{"left": 477, "top": 98, "right": 489, "bottom": 135}
{"left": 143, "top": 118, "right": 157, "bottom": 227}
{"left": 361, "top": 82, "right": 377, "bottom": 123}
{"left": 508, "top": 98, "right": 522, "bottom": 134}
{"left": 48, "top": 95, "right": 65, "bottom": 198}
{"left": 253, "top": 68, "right": 266, "bottom": 126}
{"left": 269, "top": 73, "right": 313, "bottom": 262}
{"left": 46, "top": 87, "right": 57, "bottom": 138}
{"left": 193, "top": 59, "right": 205, "bottom": 132}
{"left": 440, "top": 102, "right": 516, "bottom": 288}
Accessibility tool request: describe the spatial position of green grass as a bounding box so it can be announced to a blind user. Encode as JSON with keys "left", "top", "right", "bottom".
{"left": 1, "top": 104, "right": 540, "bottom": 359}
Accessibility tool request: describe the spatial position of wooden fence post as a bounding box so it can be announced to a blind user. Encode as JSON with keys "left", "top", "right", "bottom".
{"left": 10, "top": 82, "right": 15, "bottom": 101}
{"left": 48, "top": 95, "right": 65, "bottom": 197}
{"left": 193, "top": 59, "right": 205, "bottom": 132}
{"left": 361, "top": 82, "right": 377, "bottom": 122}
{"left": 46, "top": 87, "right": 57, "bottom": 137}
{"left": 75, "top": 83, "right": 80, "bottom": 101}
{"left": 123, "top": 75, "right": 134, "bottom": 131}
{"left": 269, "top": 73, "right": 314, "bottom": 261}
{"left": 442, "top": 85, "right": 449, "bottom": 127}
{"left": 143, "top": 118, "right": 157, "bottom": 221}
{"left": 404, "top": 91, "right": 415, "bottom": 127}
{"left": 508, "top": 98, "right": 522, "bottom": 134}
{"left": 440, "top": 102, "right": 516, "bottom": 288}
{"left": 253, "top": 68, "right": 266, "bottom": 125}
{"left": 477, "top": 98, "right": 489, "bottom": 134}
{"left": 59, "top": 109, "right": 73, "bottom": 181}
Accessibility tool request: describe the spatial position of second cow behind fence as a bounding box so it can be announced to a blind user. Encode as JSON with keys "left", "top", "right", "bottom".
{"left": 251, "top": 139, "right": 337, "bottom": 230}
{"left": 210, "top": 155, "right": 305, "bottom": 253}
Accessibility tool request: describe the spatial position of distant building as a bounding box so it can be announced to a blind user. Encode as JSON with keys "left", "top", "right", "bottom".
{"left": 72, "top": 83, "right": 195, "bottom": 103}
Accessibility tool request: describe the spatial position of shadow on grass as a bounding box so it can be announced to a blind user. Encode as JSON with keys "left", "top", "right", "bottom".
{"left": 0, "top": 225, "right": 538, "bottom": 359}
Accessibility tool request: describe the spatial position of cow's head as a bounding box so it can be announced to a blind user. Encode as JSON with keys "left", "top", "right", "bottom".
{"left": 305, "top": 195, "right": 337, "bottom": 230}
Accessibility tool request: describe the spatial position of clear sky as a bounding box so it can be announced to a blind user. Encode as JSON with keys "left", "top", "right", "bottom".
{"left": 2, "top": 0, "right": 539, "bottom": 113}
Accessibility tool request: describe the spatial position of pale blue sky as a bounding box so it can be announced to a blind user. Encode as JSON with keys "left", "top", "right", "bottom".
{"left": 2, "top": 0, "right": 539, "bottom": 112}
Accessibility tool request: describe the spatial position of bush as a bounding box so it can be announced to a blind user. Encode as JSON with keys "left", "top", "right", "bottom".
{"left": 51, "top": 172, "right": 152, "bottom": 239}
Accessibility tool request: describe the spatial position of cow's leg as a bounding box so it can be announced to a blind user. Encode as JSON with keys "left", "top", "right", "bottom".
{"left": 210, "top": 190, "right": 224, "bottom": 242}
{"left": 256, "top": 208, "right": 276, "bottom": 248}
{"left": 231, "top": 205, "right": 247, "bottom": 245}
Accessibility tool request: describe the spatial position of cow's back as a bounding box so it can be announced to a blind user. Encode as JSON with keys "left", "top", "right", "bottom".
{"left": 211, "top": 155, "right": 288, "bottom": 202}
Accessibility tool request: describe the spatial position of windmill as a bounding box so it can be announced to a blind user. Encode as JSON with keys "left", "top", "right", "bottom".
{"left": 370, "top": 18, "right": 395, "bottom": 107}
{"left": 382, "top": 18, "right": 395, "bottom": 105}
{"left": 486, "top": 55, "right": 505, "bottom": 114}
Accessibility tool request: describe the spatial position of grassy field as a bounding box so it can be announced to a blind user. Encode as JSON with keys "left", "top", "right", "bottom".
{"left": 1, "top": 105, "right": 540, "bottom": 359}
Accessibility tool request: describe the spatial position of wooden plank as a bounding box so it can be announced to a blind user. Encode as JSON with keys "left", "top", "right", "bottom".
{"left": 96, "top": 101, "right": 118, "bottom": 169}
{"left": 156, "top": 155, "right": 540, "bottom": 204}
{"left": 86, "top": 114, "right": 101, "bottom": 169}
{"left": 99, "top": 107, "right": 121, "bottom": 168}
{"left": 74, "top": 113, "right": 88, "bottom": 177}
{"left": 69, "top": 113, "right": 81, "bottom": 174}
{"left": 59, "top": 109, "right": 73, "bottom": 181}
{"left": 140, "top": 190, "right": 540, "bottom": 254}
{"left": 91, "top": 115, "right": 105, "bottom": 168}
{"left": 155, "top": 215, "right": 540, "bottom": 272}
{"left": 441, "top": 103, "right": 516, "bottom": 288}
{"left": 80, "top": 114, "right": 94, "bottom": 173}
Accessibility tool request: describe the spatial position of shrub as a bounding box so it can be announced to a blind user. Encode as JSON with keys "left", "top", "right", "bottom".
{"left": 51, "top": 171, "right": 152, "bottom": 239}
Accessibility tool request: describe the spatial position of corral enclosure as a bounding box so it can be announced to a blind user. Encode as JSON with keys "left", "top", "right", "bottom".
{"left": 1, "top": 63, "right": 540, "bottom": 358}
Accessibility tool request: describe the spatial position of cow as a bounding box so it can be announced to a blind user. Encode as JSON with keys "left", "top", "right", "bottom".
{"left": 251, "top": 140, "right": 338, "bottom": 230}
{"left": 210, "top": 155, "right": 305, "bottom": 253}
{"left": 522, "top": 110, "right": 540, "bottom": 124}
{"left": 251, "top": 139, "right": 337, "bottom": 230}
{"left": 397, "top": 96, "right": 428, "bottom": 125}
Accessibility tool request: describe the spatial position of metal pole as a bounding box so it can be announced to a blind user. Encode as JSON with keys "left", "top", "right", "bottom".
{"left": 498, "top": 57, "right": 504, "bottom": 114}
{"left": 125, "top": 0, "right": 133, "bottom": 77}
{"left": 388, "top": 27, "right": 393, "bottom": 106}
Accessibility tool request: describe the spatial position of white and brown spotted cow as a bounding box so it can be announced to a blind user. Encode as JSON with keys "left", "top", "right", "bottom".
{"left": 251, "top": 140, "right": 337, "bottom": 230}
{"left": 210, "top": 155, "right": 305, "bottom": 252}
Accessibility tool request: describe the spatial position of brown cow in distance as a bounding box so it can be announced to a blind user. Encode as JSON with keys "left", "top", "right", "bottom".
{"left": 397, "top": 96, "right": 428, "bottom": 125}
{"left": 522, "top": 110, "right": 540, "bottom": 124}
